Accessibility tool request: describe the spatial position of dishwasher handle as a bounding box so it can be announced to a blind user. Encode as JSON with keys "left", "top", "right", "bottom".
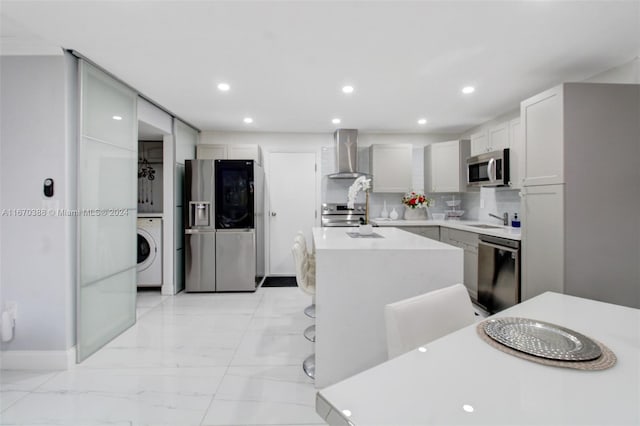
{"left": 479, "top": 240, "right": 519, "bottom": 254}
{"left": 479, "top": 234, "right": 520, "bottom": 250}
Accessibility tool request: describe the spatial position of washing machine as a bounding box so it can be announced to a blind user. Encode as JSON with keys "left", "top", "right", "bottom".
{"left": 137, "top": 217, "right": 162, "bottom": 286}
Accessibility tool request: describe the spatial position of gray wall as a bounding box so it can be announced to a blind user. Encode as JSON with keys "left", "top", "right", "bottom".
{"left": 0, "top": 54, "right": 76, "bottom": 351}
{"left": 585, "top": 57, "right": 640, "bottom": 84}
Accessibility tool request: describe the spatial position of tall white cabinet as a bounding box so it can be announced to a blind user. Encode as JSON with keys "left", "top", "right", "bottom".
{"left": 520, "top": 83, "right": 640, "bottom": 308}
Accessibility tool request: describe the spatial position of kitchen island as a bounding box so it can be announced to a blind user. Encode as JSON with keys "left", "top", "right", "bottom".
{"left": 312, "top": 226, "right": 463, "bottom": 388}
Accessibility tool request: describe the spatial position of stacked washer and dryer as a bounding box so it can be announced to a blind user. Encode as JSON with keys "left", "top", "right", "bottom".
{"left": 137, "top": 141, "right": 163, "bottom": 287}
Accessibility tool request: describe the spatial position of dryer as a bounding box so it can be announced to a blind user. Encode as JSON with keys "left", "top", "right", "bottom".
{"left": 137, "top": 217, "right": 162, "bottom": 286}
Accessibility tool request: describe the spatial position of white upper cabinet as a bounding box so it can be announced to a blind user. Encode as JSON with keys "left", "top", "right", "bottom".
{"left": 471, "top": 123, "right": 509, "bottom": 156}
{"left": 508, "top": 118, "right": 524, "bottom": 189}
{"left": 196, "top": 144, "right": 263, "bottom": 165}
{"left": 521, "top": 84, "right": 564, "bottom": 186}
{"left": 424, "top": 139, "right": 470, "bottom": 193}
{"left": 197, "top": 144, "right": 227, "bottom": 160}
{"left": 369, "top": 144, "right": 412, "bottom": 193}
{"left": 470, "top": 130, "right": 489, "bottom": 156}
{"left": 488, "top": 122, "right": 509, "bottom": 151}
{"left": 228, "top": 144, "right": 263, "bottom": 165}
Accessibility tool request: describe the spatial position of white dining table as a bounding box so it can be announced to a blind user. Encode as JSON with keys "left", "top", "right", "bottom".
{"left": 316, "top": 292, "right": 640, "bottom": 425}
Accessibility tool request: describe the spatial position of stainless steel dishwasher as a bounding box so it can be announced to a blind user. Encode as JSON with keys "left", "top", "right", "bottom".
{"left": 477, "top": 235, "right": 520, "bottom": 314}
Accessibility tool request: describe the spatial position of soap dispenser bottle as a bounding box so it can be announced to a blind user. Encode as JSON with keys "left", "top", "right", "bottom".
{"left": 511, "top": 213, "right": 521, "bottom": 228}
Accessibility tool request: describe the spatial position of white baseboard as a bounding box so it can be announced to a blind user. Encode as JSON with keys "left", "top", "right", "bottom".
{"left": 0, "top": 346, "right": 76, "bottom": 370}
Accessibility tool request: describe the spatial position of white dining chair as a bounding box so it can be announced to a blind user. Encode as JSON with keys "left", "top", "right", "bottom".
{"left": 384, "top": 283, "right": 476, "bottom": 359}
{"left": 292, "top": 240, "right": 316, "bottom": 379}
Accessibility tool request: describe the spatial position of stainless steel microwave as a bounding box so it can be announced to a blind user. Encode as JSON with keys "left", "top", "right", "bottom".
{"left": 466, "top": 148, "right": 510, "bottom": 187}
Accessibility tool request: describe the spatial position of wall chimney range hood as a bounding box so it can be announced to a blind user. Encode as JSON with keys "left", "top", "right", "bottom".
{"left": 328, "top": 129, "right": 368, "bottom": 179}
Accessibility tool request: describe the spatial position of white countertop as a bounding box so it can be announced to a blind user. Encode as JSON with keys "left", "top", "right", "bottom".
{"left": 370, "top": 218, "right": 522, "bottom": 240}
{"left": 316, "top": 292, "right": 640, "bottom": 425}
{"left": 312, "top": 226, "right": 459, "bottom": 251}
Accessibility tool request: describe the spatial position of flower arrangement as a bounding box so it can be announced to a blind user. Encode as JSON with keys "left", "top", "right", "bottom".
{"left": 347, "top": 176, "right": 371, "bottom": 209}
{"left": 402, "top": 191, "right": 432, "bottom": 209}
{"left": 347, "top": 176, "right": 372, "bottom": 224}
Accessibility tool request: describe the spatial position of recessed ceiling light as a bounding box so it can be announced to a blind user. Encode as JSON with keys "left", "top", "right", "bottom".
{"left": 243, "top": 117, "right": 253, "bottom": 124}
{"left": 112, "top": 115, "right": 122, "bottom": 120}
{"left": 217, "top": 82, "right": 230, "bottom": 92}
{"left": 418, "top": 346, "right": 427, "bottom": 352}
{"left": 342, "top": 409, "right": 352, "bottom": 417}
{"left": 417, "top": 118, "right": 427, "bottom": 125}
{"left": 342, "top": 85, "right": 354, "bottom": 94}
{"left": 463, "top": 404, "right": 475, "bottom": 413}
{"left": 332, "top": 118, "right": 341, "bottom": 124}
{"left": 462, "top": 86, "right": 475, "bottom": 94}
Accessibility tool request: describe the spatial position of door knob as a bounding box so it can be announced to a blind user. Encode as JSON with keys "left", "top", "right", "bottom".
{"left": 271, "top": 212, "right": 277, "bottom": 216}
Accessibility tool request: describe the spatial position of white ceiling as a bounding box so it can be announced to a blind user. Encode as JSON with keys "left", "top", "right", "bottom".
{"left": 1, "top": 1, "right": 639, "bottom": 134}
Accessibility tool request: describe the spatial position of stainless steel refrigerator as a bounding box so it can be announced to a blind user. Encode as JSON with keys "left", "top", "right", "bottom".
{"left": 184, "top": 160, "right": 217, "bottom": 292}
{"left": 184, "top": 159, "right": 264, "bottom": 292}
{"left": 214, "top": 160, "right": 264, "bottom": 292}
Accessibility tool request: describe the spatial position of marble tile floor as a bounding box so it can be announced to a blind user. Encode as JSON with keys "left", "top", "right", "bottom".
{"left": 0, "top": 287, "right": 323, "bottom": 426}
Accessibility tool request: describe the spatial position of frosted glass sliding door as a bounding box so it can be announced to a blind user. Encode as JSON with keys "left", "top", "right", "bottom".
{"left": 77, "top": 61, "right": 137, "bottom": 362}
{"left": 173, "top": 120, "right": 198, "bottom": 293}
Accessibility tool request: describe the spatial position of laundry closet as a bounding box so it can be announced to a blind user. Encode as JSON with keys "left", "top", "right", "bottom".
{"left": 137, "top": 139, "right": 164, "bottom": 288}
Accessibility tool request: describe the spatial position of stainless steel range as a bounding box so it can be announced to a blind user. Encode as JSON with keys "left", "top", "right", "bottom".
{"left": 321, "top": 203, "right": 366, "bottom": 227}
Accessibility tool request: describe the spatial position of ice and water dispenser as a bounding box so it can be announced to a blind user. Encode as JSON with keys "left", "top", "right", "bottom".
{"left": 189, "top": 201, "right": 211, "bottom": 227}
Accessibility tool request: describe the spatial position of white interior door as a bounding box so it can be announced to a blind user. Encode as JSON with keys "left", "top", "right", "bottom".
{"left": 269, "top": 152, "right": 317, "bottom": 275}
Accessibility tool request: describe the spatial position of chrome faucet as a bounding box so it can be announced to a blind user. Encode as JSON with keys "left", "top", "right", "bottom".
{"left": 489, "top": 212, "right": 509, "bottom": 226}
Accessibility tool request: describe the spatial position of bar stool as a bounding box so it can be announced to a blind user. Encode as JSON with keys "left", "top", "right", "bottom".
{"left": 295, "top": 232, "right": 316, "bottom": 319}
{"left": 292, "top": 240, "right": 316, "bottom": 379}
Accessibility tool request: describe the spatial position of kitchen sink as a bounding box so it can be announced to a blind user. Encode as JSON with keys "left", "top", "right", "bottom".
{"left": 468, "top": 224, "right": 502, "bottom": 229}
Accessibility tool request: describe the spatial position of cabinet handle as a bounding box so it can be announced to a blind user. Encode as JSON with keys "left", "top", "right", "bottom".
{"left": 271, "top": 212, "right": 277, "bottom": 216}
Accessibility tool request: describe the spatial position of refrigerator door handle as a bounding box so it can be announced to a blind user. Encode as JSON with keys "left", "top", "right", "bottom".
{"left": 185, "top": 229, "right": 216, "bottom": 235}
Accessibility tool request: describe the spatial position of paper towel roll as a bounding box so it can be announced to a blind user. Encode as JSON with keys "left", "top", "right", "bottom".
{"left": 1, "top": 311, "right": 13, "bottom": 342}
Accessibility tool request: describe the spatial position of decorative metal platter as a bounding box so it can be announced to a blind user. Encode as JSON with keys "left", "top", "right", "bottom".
{"left": 483, "top": 317, "right": 602, "bottom": 361}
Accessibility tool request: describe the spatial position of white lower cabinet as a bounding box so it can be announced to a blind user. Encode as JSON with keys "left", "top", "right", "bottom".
{"left": 521, "top": 184, "right": 564, "bottom": 300}
{"left": 463, "top": 248, "right": 478, "bottom": 302}
{"left": 440, "top": 228, "right": 478, "bottom": 300}
{"left": 400, "top": 226, "right": 440, "bottom": 241}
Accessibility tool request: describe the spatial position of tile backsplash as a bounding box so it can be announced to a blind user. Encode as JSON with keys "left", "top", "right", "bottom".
{"left": 320, "top": 145, "right": 521, "bottom": 223}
